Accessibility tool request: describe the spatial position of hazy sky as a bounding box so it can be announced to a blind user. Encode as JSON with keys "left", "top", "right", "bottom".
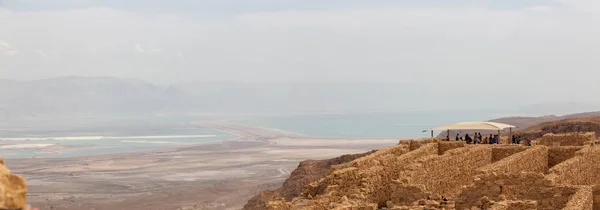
{"left": 1, "top": 0, "right": 599, "bottom": 105}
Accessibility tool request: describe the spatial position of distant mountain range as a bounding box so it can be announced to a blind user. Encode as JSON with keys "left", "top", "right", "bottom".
{"left": 0, "top": 76, "right": 189, "bottom": 119}
{"left": 0, "top": 76, "right": 445, "bottom": 119}
{"left": 490, "top": 111, "right": 600, "bottom": 130}
{"left": 1, "top": 76, "right": 598, "bottom": 121}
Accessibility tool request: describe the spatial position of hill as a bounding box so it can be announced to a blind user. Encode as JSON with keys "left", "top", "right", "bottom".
{"left": 493, "top": 111, "right": 600, "bottom": 128}
{"left": 0, "top": 76, "right": 189, "bottom": 119}
{"left": 514, "top": 117, "right": 600, "bottom": 140}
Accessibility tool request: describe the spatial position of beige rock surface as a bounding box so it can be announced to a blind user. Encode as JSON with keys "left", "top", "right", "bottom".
{"left": 0, "top": 158, "right": 27, "bottom": 210}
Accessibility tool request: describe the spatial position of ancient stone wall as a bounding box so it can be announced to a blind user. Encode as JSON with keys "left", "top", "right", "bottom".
{"left": 337, "top": 141, "right": 436, "bottom": 171}
{"left": 405, "top": 146, "right": 493, "bottom": 197}
{"left": 478, "top": 146, "right": 548, "bottom": 175}
{"left": 438, "top": 141, "right": 466, "bottom": 155}
{"left": 274, "top": 141, "right": 600, "bottom": 210}
{"left": 539, "top": 132, "right": 595, "bottom": 146}
{"left": 491, "top": 146, "right": 528, "bottom": 162}
{"left": 499, "top": 136, "right": 510, "bottom": 145}
{"left": 0, "top": 158, "right": 27, "bottom": 210}
{"left": 398, "top": 138, "right": 440, "bottom": 151}
{"left": 456, "top": 173, "right": 577, "bottom": 210}
{"left": 548, "top": 146, "right": 583, "bottom": 168}
{"left": 300, "top": 143, "right": 440, "bottom": 209}
{"left": 503, "top": 200, "right": 539, "bottom": 209}
{"left": 548, "top": 146, "right": 600, "bottom": 186}
{"left": 564, "top": 186, "right": 593, "bottom": 210}
{"left": 592, "top": 186, "right": 600, "bottom": 210}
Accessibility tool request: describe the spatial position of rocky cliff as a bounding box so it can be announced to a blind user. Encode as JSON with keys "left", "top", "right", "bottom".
{"left": 242, "top": 150, "right": 377, "bottom": 210}
{"left": 0, "top": 158, "right": 27, "bottom": 210}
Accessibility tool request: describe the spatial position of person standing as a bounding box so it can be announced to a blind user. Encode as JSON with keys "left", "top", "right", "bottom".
{"left": 456, "top": 133, "right": 460, "bottom": 141}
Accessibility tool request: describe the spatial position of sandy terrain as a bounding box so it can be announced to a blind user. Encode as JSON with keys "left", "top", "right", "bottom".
{"left": 6, "top": 122, "right": 397, "bottom": 210}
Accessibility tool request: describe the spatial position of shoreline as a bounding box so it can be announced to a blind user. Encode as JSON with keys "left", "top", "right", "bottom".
{"left": 0, "top": 134, "right": 220, "bottom": 141}
{"left": 7, "top": 121, "right": 399, "bottom": 210}
{"left": 2, "top": 121, "right": 407, "bottom": 160}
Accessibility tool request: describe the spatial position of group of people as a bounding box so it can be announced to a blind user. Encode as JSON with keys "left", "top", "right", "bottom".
{"left": 452, "top": 132, "right": 531, "bottom": 145}
{"left": 455, "top": 133, "right": 499, "bottom": 144}
{"left": 511, "top": 135, "right": 523, "bottom": 144}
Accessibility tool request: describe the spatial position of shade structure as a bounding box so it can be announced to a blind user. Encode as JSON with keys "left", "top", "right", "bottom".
{"left": 430, "top": 122, "right": 516, "bottom": 131}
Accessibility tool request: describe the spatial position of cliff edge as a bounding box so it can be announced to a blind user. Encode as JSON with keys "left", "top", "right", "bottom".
{"left": 242, "top": 150, "right": 376, "bottom": 210}
{"left": 0, "top": 158, "right": 27, "bottom": 210}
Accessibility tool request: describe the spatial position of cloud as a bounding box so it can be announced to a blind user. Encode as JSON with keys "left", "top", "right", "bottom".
{"left": 0, "top": 1, "right": 598, "bottom": 106}
{"left": 0, "top": 40, "right": 18, "bottom": 56}
{"left": 134, "top": 43, "right": 161, "bottom": 54}
{"left": 0, "top": 41, "right": 10, "bottom": 49}
{"left": 34, "top": 49, "right": 46, "bottom": 57}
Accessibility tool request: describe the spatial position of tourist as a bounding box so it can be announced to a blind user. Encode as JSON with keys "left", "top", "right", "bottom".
{"left": 489, "top": 134, "right": 493, "bottom": 144}
{"left": 465, "top": 134, "right": 471, "bottom": 144}
{"left": 456, "top": 133, "right": 460, "bottom": 141}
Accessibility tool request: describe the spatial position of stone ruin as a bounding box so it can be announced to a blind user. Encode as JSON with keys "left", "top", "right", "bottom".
{"left": 0, "top": 158, "right": 27, "bottom": 210}
{"left": 265, "top": 132, "right": 600, "bottom": 210}
{"left": 537, "top": 132, "right": 596, "bottom": 146}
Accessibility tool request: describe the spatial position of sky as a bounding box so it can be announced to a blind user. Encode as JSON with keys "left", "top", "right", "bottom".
{"left": 1, "top": 0, "right": 600, "bottom": 106}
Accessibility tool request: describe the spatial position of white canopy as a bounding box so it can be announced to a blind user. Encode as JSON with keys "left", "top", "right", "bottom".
{"left": 430, "top": 122, "right": 516, "bottom": 131}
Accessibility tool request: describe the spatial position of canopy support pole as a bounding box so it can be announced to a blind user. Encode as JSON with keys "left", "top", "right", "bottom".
{"left": 431, "top": 130, "right": 433, "bottom": 138}
{"left": 498, "top": 130, "right": 501, "bottom": 144}
{"left": 447, "top": 129, "right": 450, "bottom": 141}
{"left": 510, "top": 127, "right": 512, "bottom": 143}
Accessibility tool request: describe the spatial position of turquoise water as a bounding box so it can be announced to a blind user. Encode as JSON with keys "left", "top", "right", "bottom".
{"left": 235, "top": 111, "right": 508, "bottom": 139}
{"left": 0, "top": 120, "right": 236, "bottom": 159}
{"left": 0, "top": 135, "right": 235, "bottom": 159}
{"left": 1, "top": 111, "right": 511, "bottom": 159}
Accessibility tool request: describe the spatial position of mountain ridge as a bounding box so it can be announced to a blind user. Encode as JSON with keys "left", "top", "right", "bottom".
{"left": 2, "top": 76, "right": 598, "bottom": 120}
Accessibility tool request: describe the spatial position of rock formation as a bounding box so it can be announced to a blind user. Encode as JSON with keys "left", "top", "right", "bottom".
{"left": 243, "top": 150, "right": 377, "bottom": 210}
{"left": 0, "top": 158, "right": 27, "bottom": 210}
